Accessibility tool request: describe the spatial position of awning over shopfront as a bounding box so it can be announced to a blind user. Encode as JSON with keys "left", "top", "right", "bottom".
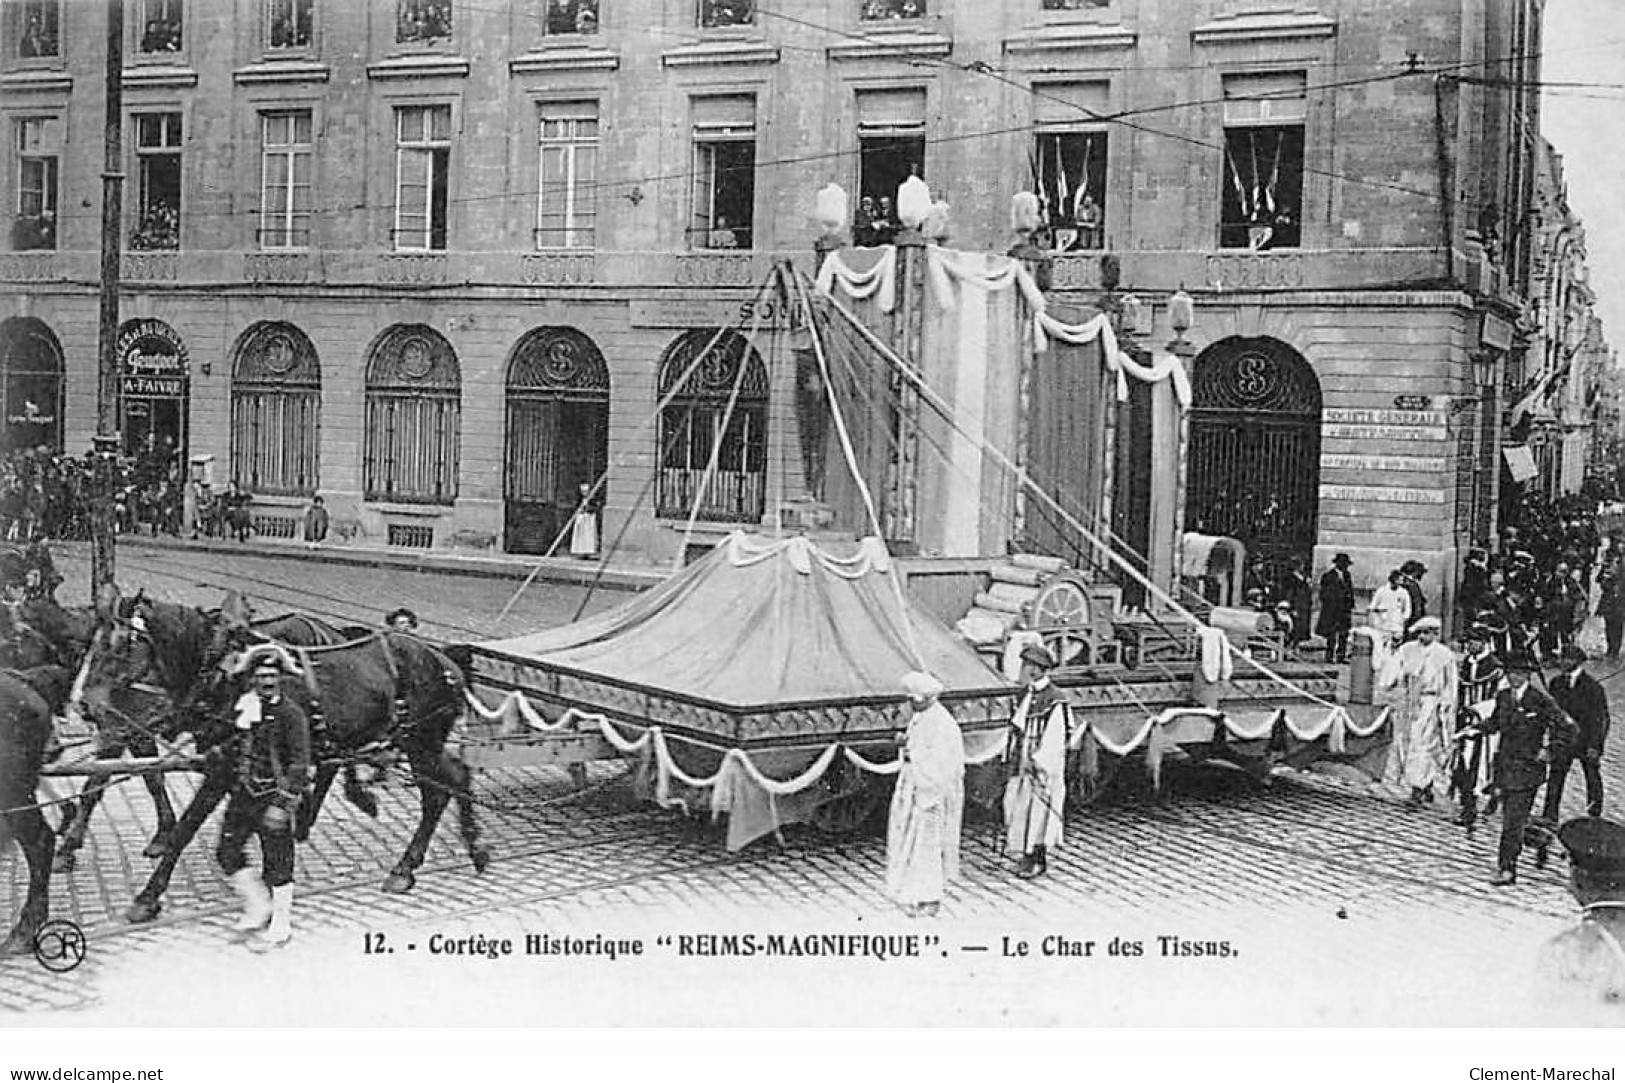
{"left": 1503, "top": 444, "right": 1538, "bottom": 483}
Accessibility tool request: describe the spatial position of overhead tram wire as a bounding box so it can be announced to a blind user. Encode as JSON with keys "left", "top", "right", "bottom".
{"left": 493, "top": 270, "right": 781, "bottom": 622}
{"left": 787, "top": 261, "right": 927, "bottom": 669}
{"left": 674, "top": 276, "right": 771, "bottom": 573}
{"left": 792, "top": 269, "right": 1232, "bottom": 719}
{"left": 754, "top": 5, "right": 1578, "bottom": 217}
{"left": 34, "top": 33, "right": 1597, "bottom": 233}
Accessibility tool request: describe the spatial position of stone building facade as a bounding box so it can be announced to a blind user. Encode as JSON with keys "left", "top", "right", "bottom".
{"left": 0, "top": 0, "right": 1546, "bottom": 602}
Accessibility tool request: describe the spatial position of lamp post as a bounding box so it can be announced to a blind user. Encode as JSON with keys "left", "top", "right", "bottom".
{"left": 91, "top": 0, "right": 125, "bottom": 602}
{"left": 887, "top": 174, "right": 933, "bottom": 550}
{"left": 1007, "top": 191, "right": 1053, "bottom": 291}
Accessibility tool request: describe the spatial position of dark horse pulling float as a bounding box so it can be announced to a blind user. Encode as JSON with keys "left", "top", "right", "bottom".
{"left": 0, "top": 596, "right": 94, "bottom": 953}
{"left": 28, "top": 589, "right": 488, "bottom": 929}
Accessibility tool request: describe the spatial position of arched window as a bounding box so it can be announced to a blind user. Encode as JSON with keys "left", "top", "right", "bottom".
{"left": 364, "top": 324, "right": 460, "bottom": 504}
{"left": 0, "top": 316, "right": 64, "bottom": 454}
{"left": 230, "top": 321, "right": 320, "bottom": 495}
{"left": 655, "top": 328, "right": 768, "bottom": 523}
{"left": 1186, "top": 336, "right": 1323, "bottom": 590}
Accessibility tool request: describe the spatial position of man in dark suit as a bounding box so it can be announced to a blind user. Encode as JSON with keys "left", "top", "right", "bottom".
{"left": 1399, "top": 560, "right": 1428, "bottom": 637}
{"left": 1457, "top": 653, "right": 1578, "bottom": 885}
{"left": 1315, "top": 552, "right": 1355, "bottom": 662}
{"left": 1544, "top": 646, "right": 1610, "bottom": 824}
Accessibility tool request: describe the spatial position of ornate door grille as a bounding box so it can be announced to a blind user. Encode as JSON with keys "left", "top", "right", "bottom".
{"left": 1186, "top": 337, "right": 1322, "bottom": 593}
{"left": 504, "top": 327, "right": 610, "bottom": 555}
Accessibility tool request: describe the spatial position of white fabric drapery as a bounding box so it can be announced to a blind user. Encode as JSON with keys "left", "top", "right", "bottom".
{"left": 814, "top": 244, "right": 1193, "bottom": 407}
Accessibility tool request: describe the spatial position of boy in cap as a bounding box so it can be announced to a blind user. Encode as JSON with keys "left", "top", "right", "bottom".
{"left": 216, "top": 649, "right": 312, "bottom": 949}
{"left": 1456, "top": 653, "right": 1579, "bottom": 885}
{"left": 1536, "top": 817, "right": 1625, "bottom": 1003}
{"left": 885, "top": 671, "right": 965, "bottom": 916}
{"left": 1004, "top": 641, "right": 1071, "bottom": 880}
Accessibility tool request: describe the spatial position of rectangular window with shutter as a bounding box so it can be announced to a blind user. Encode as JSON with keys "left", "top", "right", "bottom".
{"left": 138, "top": 0, "right": 183, "bottom": 53}
{"left": 854, "top": 88, "right": 925, "bottom": 246}
{"left": 7, "top": 0, "right": 60, "bottom": 57}
{"left": 1032, "top": 81, "right": 1108, "bottom": 252}
{"left": 132, "top": 112, "right": 182, "bottom": 251}
{"left": 690, "top": 95, "right": 755, "bottom": 250}
{"left": 260, "top": 111, "right": 314, "bottom": 248}
{"left": 1219, "top": 71, "right": 1306, "bottom": 250}
{"left": 395, "top": 104, "right": 451, "bottom": 251}
{"left": 12, "top": 116, "right": 58, "bottom": 251}
{"left": 537, "top": 101, "right": 598, "bottom": 249}
{"left": 266, "top": 0, "right": 313, "bottom": 48}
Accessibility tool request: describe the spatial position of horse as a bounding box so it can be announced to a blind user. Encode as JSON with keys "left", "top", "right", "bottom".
{"left": 58, "top": 603, "right": 390, "bottom": 917}
{"left": 74, "top": 590, "right": 490, "bottom": 924}
{"left": 49, "top": 597, "right": 372, "bottom": 873}
{"left": 0, "top": 663, "right": 78, "bottom": 954}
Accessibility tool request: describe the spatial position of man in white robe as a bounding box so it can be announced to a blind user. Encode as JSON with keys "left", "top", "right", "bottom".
{"left": 884, "top": 671, "right": 966, "bottom": 917}
{"left": 1381, "top": 615, "right": 1458, "bottom": 808}
{"left": 1004, "top": 642, "right": 1070, "bottom": 879}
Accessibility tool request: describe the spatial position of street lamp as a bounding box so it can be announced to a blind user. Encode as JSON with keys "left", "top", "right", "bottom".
{"left": 1008, "top": 192, "right": 1052, "bottom": 291}
{"left": 813, "top": 182, "right": 847, "bottom": 272}
{"left": 895, "top": 175, "right": 932, "bottom": 247}
{"left": 1167, "top": 288, "right": 1196, "bottom": 359}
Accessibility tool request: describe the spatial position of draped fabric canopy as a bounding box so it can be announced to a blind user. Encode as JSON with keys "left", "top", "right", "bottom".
{"left": 473, "top": 532, "right": 1012, "bottom": 730}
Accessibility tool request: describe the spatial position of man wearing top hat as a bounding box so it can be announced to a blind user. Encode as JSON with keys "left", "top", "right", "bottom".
{"left": 1004, "top": 642, "right": 1071, "bottom": 880}
{"left": 1315, "top": 552, "right": 1355, "bottom": 663}
{"left": 1543, "top": 646, "right": 1610, "bottom": 826}
{"left": 1452, "top": 622, "right": 1505, "bottom": 829}
{"left": 1457, "top": 653, "right": 1579, "bottom": 885}
{"left": 216, "top": 649, "right": 312, "bottom": 949}
{"left": 1536, "top": 817, "right": 1625, "bottom": 1003}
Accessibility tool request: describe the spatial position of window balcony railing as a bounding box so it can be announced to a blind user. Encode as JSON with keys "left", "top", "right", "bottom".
{"left": 10, "top": 214, "right": 55, "bottom": 251}
{"left": 861, "top": 0, "right": 926, "bottom": 19}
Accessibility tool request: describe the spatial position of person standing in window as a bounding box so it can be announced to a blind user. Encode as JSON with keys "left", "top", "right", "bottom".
{"left": 707, "top": 214, "right": 739, "bottom": 249}
{"left": 1075, "top": 193, "right": 1103, "bottom": 250}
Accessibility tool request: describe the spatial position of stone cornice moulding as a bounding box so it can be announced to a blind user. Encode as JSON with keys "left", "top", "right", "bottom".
{"left": 0, "top": 69, "right": 72, "bottom": 94}
{"left": 121, "top": 65, "right": 199, "bottom": 89}
{"left": 1192, "top": 11, "right": 1336, "bottom": 44}
{"left": 366, "top": 54, "right": 472, "bottom": 80}
{"left": 233, "top": 60, "right": 332, "bottom": 85}
{"left": 827, "top": 29, "right": 952, "bottom": 62}
{"left": 1002, "top": 24, "right": 1138, "bottom": 55}
{"left": 660, "top": 40, "right": 781, "bottom": 67}
{"left": 510, "top": 45, "right": 621, "bottom": 74}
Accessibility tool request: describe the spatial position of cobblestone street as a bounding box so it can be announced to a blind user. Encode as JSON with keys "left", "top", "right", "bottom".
{"left": 4, "top": 541, "right": 1625, "bottom": 1025}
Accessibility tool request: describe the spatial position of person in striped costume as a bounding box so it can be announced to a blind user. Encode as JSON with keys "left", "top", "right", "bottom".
{"left": 1452, "top": 623, "right": 1505, "bottom": 830}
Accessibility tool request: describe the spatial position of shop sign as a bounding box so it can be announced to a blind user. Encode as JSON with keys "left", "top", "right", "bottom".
{"left": 116, "top": 319, "right": 189, "bottom": 398}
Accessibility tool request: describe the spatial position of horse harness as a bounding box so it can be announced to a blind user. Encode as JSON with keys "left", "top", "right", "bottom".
{"left": 286, "top": 632, "right": 414, "bottom": 768}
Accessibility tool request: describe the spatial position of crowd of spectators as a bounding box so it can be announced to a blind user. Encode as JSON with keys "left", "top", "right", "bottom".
{"left": 0, "top": 443, "right": 256, "bottom": 545}
{"left": 1456, "top": 491, "right": 1617, "bottom": 665}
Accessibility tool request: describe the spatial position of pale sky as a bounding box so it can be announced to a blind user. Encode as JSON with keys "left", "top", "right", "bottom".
{"left": 1542, "top": 0, "right": 1625, "bottom": 357}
